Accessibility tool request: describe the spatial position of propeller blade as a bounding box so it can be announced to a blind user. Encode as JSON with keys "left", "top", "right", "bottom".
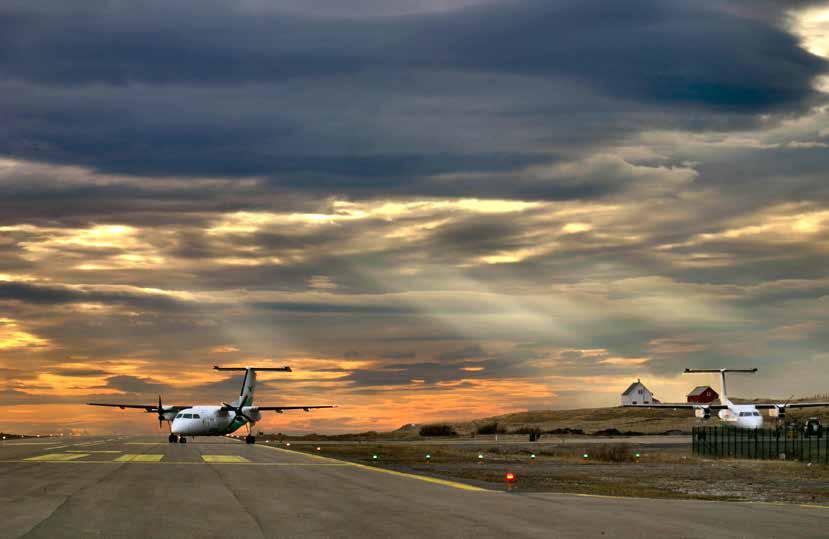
{"left": 221, "top": 402, "right": 253, "bottom": 423}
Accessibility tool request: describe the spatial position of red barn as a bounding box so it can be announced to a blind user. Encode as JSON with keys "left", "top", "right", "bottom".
{"left": 687, "top": 386, "right": 719, "bottom": 404}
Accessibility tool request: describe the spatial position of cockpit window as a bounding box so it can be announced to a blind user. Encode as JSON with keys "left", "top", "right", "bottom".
{"left": 183, "top": 413, "right": 192, "bottom": 419}
{"left": 753, "top": 412, "right": 761, "bottom": 416}
{"left": 192, "top": 414, "right": 200, "bottom": 419}
{"left": 175, "top": 413, "right": 182, "bottom": 419}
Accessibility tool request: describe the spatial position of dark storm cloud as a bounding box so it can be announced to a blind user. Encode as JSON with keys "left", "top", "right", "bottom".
{"left": 49, "top": 368, "right": 110, "bottom": 377}
{"left": 104, "top": 375, "right": 169, "bottom": 394}
{"left": 0, "top": 0, "right": 824, "bottom": 187}
{"left": 2, "top": 1, "right": 821, "bottom": 106}
{"left": 0, "top": 281, "right": 189, "bottom": 311}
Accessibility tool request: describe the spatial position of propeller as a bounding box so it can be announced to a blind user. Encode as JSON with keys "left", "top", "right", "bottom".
{"left": 222, "top": 402, "right": 254, "bottom": 424}
{"left": 775, "top": 394, "right": 794, "bottom": 420}
{"left": 157, "top": 395, "right": 165, "bottom": 429}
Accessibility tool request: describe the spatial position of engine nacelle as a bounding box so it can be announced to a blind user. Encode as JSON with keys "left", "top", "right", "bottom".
{"left": 694, "top": 407, "right": 711, "bottom": 419}
{"left": 241, "top": 406, "right": 262, "bottom": 422}
{"left": 718, "top": 409, "right": 735, "bottom": 421}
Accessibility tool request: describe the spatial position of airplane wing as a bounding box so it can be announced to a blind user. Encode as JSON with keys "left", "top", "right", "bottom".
{"left": 255, "top": 405, "right": 337, "bottom": 412}
{"left": 753, "top": 402, "right": 829, "bottom": 410}
{"left": 623, "top": 403, "right": 729, "bottom": 410}
{"left": 87, "top": 402, "right": 191, "bottom": 412}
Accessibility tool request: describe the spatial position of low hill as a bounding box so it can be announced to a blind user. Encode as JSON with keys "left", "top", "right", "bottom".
{"left": 452, "top": 406, "right": 695, "bottom": 435}
{"left": 450, "top": 398, "right": 829, "bottom": 435}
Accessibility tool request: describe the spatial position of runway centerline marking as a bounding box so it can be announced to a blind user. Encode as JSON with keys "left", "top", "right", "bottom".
{"left": 258, "top": 445, "right": 489, "bottom": 492}
{"left": 25, "top": 453, "right": 90, "bottom": 461}
{"left": 202, "top": 455, "right": 251, "bottom": 463}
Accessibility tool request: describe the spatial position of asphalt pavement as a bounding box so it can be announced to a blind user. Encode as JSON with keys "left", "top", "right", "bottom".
{"left": 0, "top": 436, "right": 825, "bottom": 538}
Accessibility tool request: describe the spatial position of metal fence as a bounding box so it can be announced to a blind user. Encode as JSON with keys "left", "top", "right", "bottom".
{"left": 692, "top": 425, "right": 829, "bottom": 463}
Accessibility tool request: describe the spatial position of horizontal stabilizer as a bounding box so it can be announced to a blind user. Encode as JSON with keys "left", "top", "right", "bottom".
{"left": 213, "top": 365, "right": 292, "bottom": 372}
{"left": 684, "top": 368, "right": 757, "bottom": 373}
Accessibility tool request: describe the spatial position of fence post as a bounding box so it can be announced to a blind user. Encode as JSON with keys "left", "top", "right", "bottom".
{"left": 692, "top": 427, "right": 696, "bottom": 455}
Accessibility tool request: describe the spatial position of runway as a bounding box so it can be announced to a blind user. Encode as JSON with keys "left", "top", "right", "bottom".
{"left": 0, "top": 436, "right": 825, "bottom": 538}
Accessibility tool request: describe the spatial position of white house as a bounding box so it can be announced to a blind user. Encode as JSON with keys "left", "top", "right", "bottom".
{"left": 620, "top": 379, "right": 658, "bottom": 406}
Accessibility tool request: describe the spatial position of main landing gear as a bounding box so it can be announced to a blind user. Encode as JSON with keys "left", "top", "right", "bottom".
{"left": 168, "top": 434, "right": 187, "bottom": 443}
{"left": 245, "top": 435, "right": 256, "bottom": 445}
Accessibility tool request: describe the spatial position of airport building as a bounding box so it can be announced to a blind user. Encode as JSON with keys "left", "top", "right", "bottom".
{"left": 686, "top": 385, "right": 719, "bottom": 404}
{"left": 620, "top": 379, "right": 658, "bottom": 406}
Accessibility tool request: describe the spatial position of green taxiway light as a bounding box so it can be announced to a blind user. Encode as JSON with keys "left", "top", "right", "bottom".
{"left": 372, "top": 454, "right": 378, "bottom": 460}
{"left": 530, "top": 453, "right": 536, "bottom": 459}
{"left": 583, "top": 453, "right": 589, "bottom": 459}
{"left": 477, "top": 453, "right": 484, "bottom": 459}
{"left": 425, "top": 454, "right": 431, "bottom": 459}
{"left": 635, "top": 452, "right": 641, "bottom": 458}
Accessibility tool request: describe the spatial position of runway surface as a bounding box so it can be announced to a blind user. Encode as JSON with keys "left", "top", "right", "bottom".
{"left": 0, "top": 436, "right": 825, "bottom": 538}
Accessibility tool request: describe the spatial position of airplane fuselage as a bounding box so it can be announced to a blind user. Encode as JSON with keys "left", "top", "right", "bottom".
{"left": 717, "top": 403, "right": 763, "bottom": 429}
{"left": 170, "top": 405, "right": 261, "bottom": 437}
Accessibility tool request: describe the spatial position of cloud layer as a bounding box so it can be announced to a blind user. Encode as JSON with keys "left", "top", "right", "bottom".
{"left": 0, "top": 0, "right": 827, "bottom": 434}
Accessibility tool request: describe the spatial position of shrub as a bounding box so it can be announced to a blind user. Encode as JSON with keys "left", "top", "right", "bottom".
{"left": 476, "top": 422, "right": 507, "bottom": 435}
{"left": 419, "top": 424, "right": 457, "bottom": 437}
{"left": 510, "top": 426, "right": 543, "bottom": 440}
{"left": 545, "top": 427, "right": 584, "bottom": 435}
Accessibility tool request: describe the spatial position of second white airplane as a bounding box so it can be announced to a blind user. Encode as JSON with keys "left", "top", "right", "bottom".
{"left": 626, "top": 368, "right": 829, "bottom": 429}
{"left": 88, "top": 365, "right": 336, "bottom": 444}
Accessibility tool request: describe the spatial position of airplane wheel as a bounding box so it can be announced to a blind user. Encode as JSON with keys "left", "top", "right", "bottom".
{"left": 245, "top": 435, "right": 255, "bottom": 445}
{"left": 168, "top": 434, "right": 178, "bottom": 443}
{"left": 178, "top": 436, "right": 187, "bottom": 444}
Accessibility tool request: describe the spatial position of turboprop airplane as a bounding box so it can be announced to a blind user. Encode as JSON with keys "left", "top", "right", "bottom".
{"left": 88, "top": 366, "right": 336, "bottom": 444}
{"left": 625, "top": 368, "right": 829, "bottom": 429}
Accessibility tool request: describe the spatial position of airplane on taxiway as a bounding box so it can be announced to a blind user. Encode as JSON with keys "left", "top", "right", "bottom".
{"left": 88, "top": 366, "right": 336, "bottom": 444}
{"left": 625, "top": 368, "right": 829, "bottom": 429}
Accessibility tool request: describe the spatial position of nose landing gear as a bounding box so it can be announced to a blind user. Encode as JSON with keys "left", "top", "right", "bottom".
{"left": 178, "top": 436, "right": 187, "bottom": 444}
{"left": 245, "top": 435, "right": 255, "bottom": 445}
{"left": 168, "top": 433, "right": 178, "bottom": 443}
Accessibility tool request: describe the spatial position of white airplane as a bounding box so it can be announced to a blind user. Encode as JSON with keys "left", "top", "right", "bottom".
{"left": 625, "top": 368, "right": 829, "bottom": 429}
{"left": 88, "top": 365, "right": 336, "bottom": 444}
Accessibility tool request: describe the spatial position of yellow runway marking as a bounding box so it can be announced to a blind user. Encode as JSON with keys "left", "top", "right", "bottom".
{"left": 259, "top": 445, "right": 489, "bottom": 492}
{"left": 68, "top": 450, "right": 121, "bottom": 453}
{"left": 202, "top": 455, "right": 251, "bottom": 463}
{"left": 115, "top": 454, "right": 164, "bottom": 462}
{"left": 25, "top": 453, "right": 90, "bottom": 461}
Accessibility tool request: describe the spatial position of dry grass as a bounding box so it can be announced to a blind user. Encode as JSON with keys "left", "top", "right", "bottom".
{"left": 281, "top": 441, "right": 829, "bottom": 504}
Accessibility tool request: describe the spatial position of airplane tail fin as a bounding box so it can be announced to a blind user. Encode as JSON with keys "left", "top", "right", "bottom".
{"left": 684, "top": 368, "right": 757, "bottom": 406}
{"left": 213, "top": 366, "right": 292, "bottom": 407}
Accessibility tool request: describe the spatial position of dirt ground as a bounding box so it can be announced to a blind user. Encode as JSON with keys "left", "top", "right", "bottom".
{"left": 274, "top": 439, "right": 829, "bottom": 505}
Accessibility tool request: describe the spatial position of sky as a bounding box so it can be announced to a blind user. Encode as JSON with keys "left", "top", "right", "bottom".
{"left": 1, "top": 0, "right": 828, "bottom": 435}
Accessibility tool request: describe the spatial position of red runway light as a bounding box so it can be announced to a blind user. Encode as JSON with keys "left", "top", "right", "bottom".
{"left": 505, "top": 472, "right": 515, "bottom": 482}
